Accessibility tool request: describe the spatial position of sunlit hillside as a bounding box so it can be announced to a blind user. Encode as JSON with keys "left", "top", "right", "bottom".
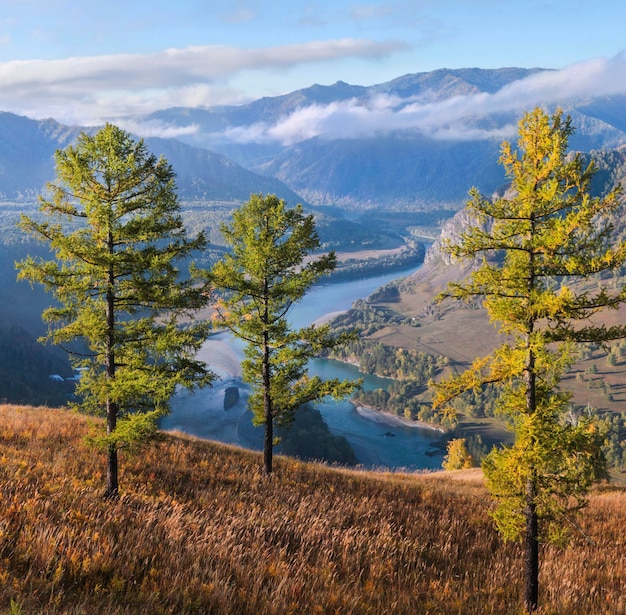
{"left": 0, "top": 404, "right": 623, "bottom": 614}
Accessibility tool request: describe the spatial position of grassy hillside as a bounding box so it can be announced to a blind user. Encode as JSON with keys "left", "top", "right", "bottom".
{"left": 0, "top": 404, "right": 624, "bottom": 614}
{"left": 339, "top": 149, "right": 626, "bottom": 426}
{"left": 352, "top": 254, "right": 626, "bottom": 445}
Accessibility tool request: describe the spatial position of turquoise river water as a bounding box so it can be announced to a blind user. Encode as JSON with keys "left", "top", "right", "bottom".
{"left": 160, "top": 265, "right": 444, "bottom": 470}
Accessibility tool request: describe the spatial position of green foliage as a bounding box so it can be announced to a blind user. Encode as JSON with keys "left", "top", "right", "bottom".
{"left": 432, "top": 108, "right": 626, "bottom": 611}
{"left": 483, "top": 393, "right": 607, "bottom": 546}
{"left": 327, "top": 245, "right": 425, "bottom": 281}
{"left": 86, "top": 408, "right": 165, "bottom": 453}
{"left": 9, "top": 598, "right": 24, "bottom": 615}
{"left": 592, "top": 409, "right": 626, "bottom": 470}
{"left": 212, "top": 193, "right": 360, "bottom": 473}
{"left": 330, "top": 338, "right": 443, "bottom": 382}
{"left": 448, "top": 383, "right": 499, "bottom": 419}
{"left": 16, "top": 124, "right": 214, "bottom": 496}
{"left": 276, "top": 404, "right": 358, "bottom": 465}
{"left": 325, "top": 333, "right": 447, "bottom": 427}
{"left": 328, "top": 298, "right": 412, "bottom": 336}
{"left": 464, "top": 433, "right": 488, "bottom": 465}
{"left": 354, "top": 381, "right": 428, "bottom": 422}
{"left": 368, "top": 283, "right": 401, "bottom": 303}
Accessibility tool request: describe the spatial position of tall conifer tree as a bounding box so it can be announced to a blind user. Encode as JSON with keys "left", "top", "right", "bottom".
{"left": 212, "top": 193, "right": 360, "bottom": 474}
{"left": 17, "top": 124, "right": 214, "bottom": 498}
{"left": 433, "top": 108, "right": 625, "bottom": 612}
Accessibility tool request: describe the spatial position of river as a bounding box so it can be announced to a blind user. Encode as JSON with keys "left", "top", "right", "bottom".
{"left": 160, "top": 265, "right": 445, "bottom": 471}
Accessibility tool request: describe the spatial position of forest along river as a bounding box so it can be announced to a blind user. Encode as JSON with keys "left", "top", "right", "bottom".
{"left": 160, "top": 264, "right": 445, "bottom": 470}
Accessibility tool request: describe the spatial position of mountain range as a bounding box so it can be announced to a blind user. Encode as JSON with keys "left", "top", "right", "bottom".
{"left": 1, "top": 67, "right": 626, "bottom": 213}
{"left": 0, "top": 112, "right": 303, "bottom": 206}
{"left": 144, "top": 67, "right": 626, "bottom": 210}
{"left": 1, "top": 67, "right": 626, "bottom": 409}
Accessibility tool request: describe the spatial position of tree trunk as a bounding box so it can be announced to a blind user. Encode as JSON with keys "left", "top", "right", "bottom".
{"left": 104, "top": 247, "right": 119, "bottom": 499}
{"left": 524, "top": 477, "right": 539, "bottom": 612}
{"left": 105, "top": 395, "right": 118, "bottom": 498}
{"left": 263, "top": 399, "right": 273, "bottom": 475}
{"left": 262, "top": 307, "right": 273, "bottom": 475}
{"left": 523, "top": 282, "right": 538, "bottom": 612}
{"left": 105, "top": 437, "right": 119, "bottom": 499}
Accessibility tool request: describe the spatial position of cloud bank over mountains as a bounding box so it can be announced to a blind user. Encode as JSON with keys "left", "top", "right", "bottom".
{"left": 217, "top": 54, "right": 626, "bottom": 145}
{"left": 0, "top": 38, "right": 624, "bottom": 145}
{"left": 0, "top": 39, "right": 404, "bottom": 126}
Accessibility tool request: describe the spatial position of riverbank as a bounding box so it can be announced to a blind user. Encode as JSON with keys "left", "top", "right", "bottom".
{"left": 312, "top": 310, "right": 347, "bottom": 326}
{"left": 166, "top": 262, "right": 448, "bottom": 470}
{"left": 355, "top": 404, "right": 444, "bottom": 433}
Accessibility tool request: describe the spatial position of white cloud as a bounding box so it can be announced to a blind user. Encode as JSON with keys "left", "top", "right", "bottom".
{"left": 0, "top": 40, "right": 402, "bottom": 89}
{"left": 116, "top": 119, "right": 200, "bottom": 139}
{"left": 0, "top": 39, "right": 406, "bottom": 128}
{"left": 1, "top": 37, "right": 624, "bottom": 145}
{"left": 216, "top": 54, "right": 626, "bottom": 145}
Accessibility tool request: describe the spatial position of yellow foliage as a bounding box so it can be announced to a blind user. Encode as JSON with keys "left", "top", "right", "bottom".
{"left": 442, "top": 438, "right": 474, "bottom": 471}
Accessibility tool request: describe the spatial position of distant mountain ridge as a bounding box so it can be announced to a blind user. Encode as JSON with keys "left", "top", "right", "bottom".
{"left": 1, "top": 67, "right": 626, "bottom": 212}
{"left": 0, "top": 112, "right": 81, "bottom": 201}
{"left": 143, "top": 67, "right": 626, "bottom": 210}
{"left": 148, "top": 67, "right": 545, "bottom": 134}
{"left": 0, "top": 112, "right": 304, "bottom": 206}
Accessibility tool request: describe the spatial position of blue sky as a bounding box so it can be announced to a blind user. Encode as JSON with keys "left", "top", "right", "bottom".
{"left": 0, "top": 0, "right": 625, "bottom": 137}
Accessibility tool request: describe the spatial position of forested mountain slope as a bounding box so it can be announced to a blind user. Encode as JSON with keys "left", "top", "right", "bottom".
{"left": 145, "top": 68, "right": 626, "bottom": 210}
{"left": 344, "top": 146, "right": 626, "bottom": 421}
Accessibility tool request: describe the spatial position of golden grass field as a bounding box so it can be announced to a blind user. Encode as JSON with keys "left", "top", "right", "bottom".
{"left": 0, "top": 404, "right": 624, "bottom": 614}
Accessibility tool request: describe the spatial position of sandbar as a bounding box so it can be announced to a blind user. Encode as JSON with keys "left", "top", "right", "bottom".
{"left": 355, "top": 404, "right": 443, "bottom": 432}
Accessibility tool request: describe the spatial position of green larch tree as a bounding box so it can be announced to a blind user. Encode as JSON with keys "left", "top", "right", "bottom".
{"left": 211, "top": 193, "right": 360, "bottom": 475}
{"left": 17, "top": 124, "right": 214, "bottom": 499}
{"left": 432, "top": 108, "right": 625, "bottom": 612}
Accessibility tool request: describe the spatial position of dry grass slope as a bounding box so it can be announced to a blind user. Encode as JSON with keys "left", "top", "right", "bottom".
{"left": 0, "top": 404, "right": 623, "bottom": 614}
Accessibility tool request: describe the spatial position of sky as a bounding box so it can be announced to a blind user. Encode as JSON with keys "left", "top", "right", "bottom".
{"left": 0, "top": 0, "right": 625, "bottom": 142}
